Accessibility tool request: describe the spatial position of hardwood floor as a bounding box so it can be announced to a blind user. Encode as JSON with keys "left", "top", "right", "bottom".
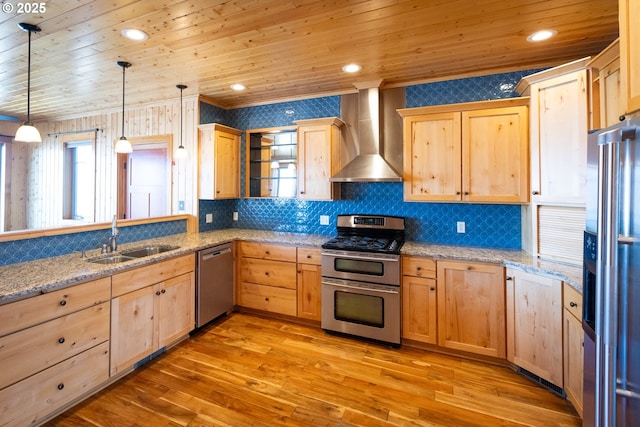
{"left": 45, "top": 313, "right": 581, "bottom": 427}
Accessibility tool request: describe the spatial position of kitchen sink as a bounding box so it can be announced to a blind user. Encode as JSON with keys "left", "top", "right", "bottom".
{"left": 87, "top": 254, "right": 136, "bottom": 264}
{"left": 119, "top": 245, "right": 180, "bottom": 258}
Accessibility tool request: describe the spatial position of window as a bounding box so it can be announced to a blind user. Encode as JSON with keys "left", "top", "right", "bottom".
{"left": 63, "top": 140, "right": 95, "bottom": 222}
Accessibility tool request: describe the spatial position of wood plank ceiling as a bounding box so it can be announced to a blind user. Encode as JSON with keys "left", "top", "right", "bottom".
{"left": 0, "top": 0, "right": 619, "bottom": 121}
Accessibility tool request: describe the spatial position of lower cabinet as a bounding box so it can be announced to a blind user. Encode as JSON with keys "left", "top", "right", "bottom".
{"left": 236, "top": 241, "right": 298, "bottom": 316}
{"left": 563, "top": 283, "right": 584, "bottom": 417}
{"left": 401, "top": 256, "right": 437, "bottom": 344}
{"left": 0, "top": 277, "right": 111, "bottom": 427}
{"left": 437, "top": 260, "right": 506, "bottom": 358}
{"left": 297, "top": 248, "right": 322, "bottom": 321}
{"left": 505, "top": 268, "right": 563, "bottom": 387}
{"left": 110, "top": 254, "right": 195, "bottom": 376}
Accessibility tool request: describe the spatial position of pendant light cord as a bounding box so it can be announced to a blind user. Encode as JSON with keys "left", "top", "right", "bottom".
{"left": 179, "top": 87, "right": 183, "bottom": 148}
{"left": 26, "top": 28, "right": 32, "bottom": 123}
{"left": 121, "top": 64, "right": 126, "bottom": 138}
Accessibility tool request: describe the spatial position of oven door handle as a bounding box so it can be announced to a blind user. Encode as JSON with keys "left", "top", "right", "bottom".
{"left": 322, "top": 280, "right": 399, "bottom": 294}
{"left": 322, "top": 252, "right": 399, "bottom": 262}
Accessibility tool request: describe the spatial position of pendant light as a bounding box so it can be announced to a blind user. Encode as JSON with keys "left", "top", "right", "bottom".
{"left": 15, "top": 23, "right": 42, "bottom": 143}
{"left": 175, "top": 84, "right": 188, "bottom": 160}
{"left": 115, "top": 61, "right": 133, "bottom": 154}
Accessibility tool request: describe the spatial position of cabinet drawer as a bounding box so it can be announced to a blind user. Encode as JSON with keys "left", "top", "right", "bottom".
{"left": 0, "top": 277, "right": 111, "bottom": 337}
{"left": 0, "top": 302, "right": 109, "bottom": 390}
{"left": 402, "top": 256, "right": 436, "bottom": 278}
{"left": 0, "top": 341, "right": 109, "bottom": 427}
{"left": 237, "top": 282, "right": 297, "bottom": 316}
{"left": 112, "top": 253, "right": 195, "bottom": 297}
{"left": 239, "top": 241, "right": 296, "bottom": 262}
{"left": 239, "top": 257, "right": 297, "bottom": 289}
{"left": 297, "top": 247, "right": 322, "bottom": 265}
{"left": 564, "top": 283, "right": 582, "bottom": 321}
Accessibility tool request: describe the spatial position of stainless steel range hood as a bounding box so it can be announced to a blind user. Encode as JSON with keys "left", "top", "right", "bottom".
{"left": 330, "top": 81, "right": 404, "bottom": 182}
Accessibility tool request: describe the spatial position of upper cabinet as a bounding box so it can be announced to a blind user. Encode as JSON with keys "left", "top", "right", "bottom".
{"left": 398, "top": 98, "right": 529, "bottom": 203}
{"left": 588, "top": 39, "right": 623, "bottom": 129}
{"left": 295, "top": 117, "right": 344, "bottom": 201}
{"left": 198, "top": 123, "right": 242, "bottom": 199}
{"left": 619, "top": 0, "right": 640, "bottom": 115}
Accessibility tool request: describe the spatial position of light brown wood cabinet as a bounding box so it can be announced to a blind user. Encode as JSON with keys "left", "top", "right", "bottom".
{"left": 619, "top": 0, "right": 640, "bottom": 115}
{"left": 296, "top": 247, "right": 322, "bottom": 321}
{"left": 589, "top": 39, "right": 623, "bottom": 129}
{"left": 236, "top": 241, "right": 298, "bottom": 316}
{"left": 563, "top": 283, "right": 584, "bottom": 418}
{"left": 436, "top": 260, "right": 506, "bottom": 358}
{"left": 110, "top": 254, "right": 195, "bottom": 376}
{"left": 198, "top": 123, "right": 242, "bottom": 199}
{"left": 505, "top": 268, "right": 563, "bottom": 387}
{"left": 516, "top": 59, "right": 589, "bottom": 264}
{"left": 295, "top": 117, "right": 344, "bottom": 201}
{"left": 401, "top": 256, "right": 437, "bottom": 344}
{"left": 0, "top": 277, "right": 111, "bottom": 427}
{"left": 399, "top": 98, "right": 529, "bottom": 203}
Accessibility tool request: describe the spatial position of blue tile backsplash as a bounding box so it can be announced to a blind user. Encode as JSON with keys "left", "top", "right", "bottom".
{"left": 3, "top": 69, "right": 542, "bottom": 266}
{"left": 199, "top": 69, "right": 542, "bottom": 250}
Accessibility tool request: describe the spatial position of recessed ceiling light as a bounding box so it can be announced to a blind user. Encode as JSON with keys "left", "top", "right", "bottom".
{"left": 230, "top": 83, "right": 246, "bottom": 91}
{"left": 526, "top": 29, "right": 557, "bottom": 42}
{"left": 121, "top": 28, "right": 148, "bottom": 41}
{"left": 342, "top": 63, "right": 362, "bottom": 73}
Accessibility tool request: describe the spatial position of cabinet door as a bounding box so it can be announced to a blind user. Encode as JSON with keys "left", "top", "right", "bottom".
{"left": 462, "top": 106, "right": 528, "bottom": 203}
{"left": 529, "top": 70, "right": 588, "bottom": 204}
{"left": 297, "top": 124, "right": 336, "bottom": 200}
{"left": 402, "top": 275, "right": 437, "bottom": 344}
{"left": 564, "top": 307, "right": 584, "bottom": 417}
{"left": 297, "top": 263, "right": 322, "bottom": 321}
{"left": 437, "top": 261, "right": 506, "bottom": 358}
{"left": 402, "top": 112, "right": 461, "bottom": 201}
{"left": 110, "top": 286, "right": 156, "bottom": 376}
{"left": 214, "top": 129, "right": 240, "bottom": 198}
{"left": 505, "top": 269, "right": 563, "bottom": 386}
{"left": 619, "top": 0, "right": 640, "bottom": 114}
{"left": 157, "top": 272, "right": 195, "bottom": 348}
{"left": 600, "top": 56, "right": 623, "bottom": 127}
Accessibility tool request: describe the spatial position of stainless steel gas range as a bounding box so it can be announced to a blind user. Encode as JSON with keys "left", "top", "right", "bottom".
{"left": 321, "top": 214, "right": 405, "bottom": 346}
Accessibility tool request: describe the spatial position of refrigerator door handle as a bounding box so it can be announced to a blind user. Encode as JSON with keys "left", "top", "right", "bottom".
{"left": 617, "top": 387, "right": 640, "bottom": 401}
{"left": 618, "top": 234, "right": 639, "bottom": 245}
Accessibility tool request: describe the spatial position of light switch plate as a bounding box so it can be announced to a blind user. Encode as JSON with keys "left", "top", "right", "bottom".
{"left": 320, "top": 215, "right": 330, "bottom": 225}
{"left": 205, "top": 213, "right": 213, "bottom": 223}
{"left": 457, "top": 221, "right": 466, "bottom": 233}
{"left": 233, "top": 212, "right": 239, "bottom": 221}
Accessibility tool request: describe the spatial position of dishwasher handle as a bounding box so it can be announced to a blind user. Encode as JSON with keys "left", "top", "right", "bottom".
{"left": 201, "top": 247, "right": 231, "bottom": 261}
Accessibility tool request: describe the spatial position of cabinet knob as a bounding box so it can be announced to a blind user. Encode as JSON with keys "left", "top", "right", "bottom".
{"left": 59, "top": 299, "right": 67, "bottom": 306}
{"left": 619, "top": 115, "right": 626, "bottom": 122}
{"left": 464, "top": 192, "right": 469, "bottom": 196}
{"left": 456, "top": 191, "right": 461, "bottom": 195}
{"left": 416, "top": 266, "right": 422, "bottom": 271}
{"left": 58, "top": 337, "right": 65, "bottom": 344}
{"left": 156, "top": 290, "right": 161, "bottom": 296}
{"left": 306, "top": 255, "right": 312, "bottom": 259}
{"left": 57, "top": 383, "right": 64, "bottom": 391}
{"left": 430, "top": 287, "right": 435, "bottom": 291}
{"left": 570, "top": 301, "right": 578, "bottom": 308}
{"left": 506, "top": 276, "right": 513, "bottom": 281}
{"left": 216, "top": 190, "right": 220, "bottom": 194}
{"left": 532, "top": 191, "right": 540, "bottom": 195}
{"left": 265, "top": 297, "right": 269, "bottom": 302}
{"left": 300, "top": 191, "right": 305, "bottom": 194}
{"left": 265, "top": 272, "right": 270, "bottom": 276}
{"left": 161, "top": 289, "right": 166, "bottom": 294}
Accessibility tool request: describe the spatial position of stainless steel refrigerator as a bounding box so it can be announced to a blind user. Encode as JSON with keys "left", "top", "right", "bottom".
{"left": 584, "top": 118, "right": 640, "bottom": 426}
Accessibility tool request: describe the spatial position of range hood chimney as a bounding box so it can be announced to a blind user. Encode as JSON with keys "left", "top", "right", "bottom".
{"left": 330, "top": 81, "right": 404, "bottom": 182}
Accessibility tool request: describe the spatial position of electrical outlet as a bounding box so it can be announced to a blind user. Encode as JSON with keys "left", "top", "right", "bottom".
{"left": 320, "top": 215, "right": 330, "bottom": 225}
{"left": 205, "top": 213, "right": 213, "bottom": 223}
{"left": 457, "top": 221, "right": 466, "bottom": 233}
{"left": 233, "top": 211, "right": 239, "bottom": 221}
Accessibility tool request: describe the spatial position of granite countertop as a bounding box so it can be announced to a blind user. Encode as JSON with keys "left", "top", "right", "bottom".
{"left": 0, "top": 229, "right": 582, "bottom": 306}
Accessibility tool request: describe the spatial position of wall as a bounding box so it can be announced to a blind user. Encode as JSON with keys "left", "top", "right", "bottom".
{"left": 199, "top": 69, "right": 544, "bottom": 249}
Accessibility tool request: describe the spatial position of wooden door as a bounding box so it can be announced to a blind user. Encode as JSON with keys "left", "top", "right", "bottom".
{"left": 297, "top": 263, "right": 321, "bottom": 321}
{"left": 619, "top": 0, "right": 640, "bottom": 114}
{"left": 110, "top": 286, "right": 155, "bottom": 376}
{"left": 213, "top": 129, "right": 240, "bottom": 198}
{"left": 505, "top": 269, "right": 563, "bottom": 386}
{"left": 402, "top": 275, "right": 437, "bottom": 344}
{"left": 437, "top": 261, "right": 506, "bottom": 358}
{"left": 157, "top": 272, "right": 195, "bottom": 348}
{"left": 402, "top": 112, "right": 461, "bottom": 201}
{"left": 600, "top": 57, "right": 623, "bottom": 127}
{"left": 529, "top": 70, "right": 588, "bottom": 204}
{"left": 462, "top": 106, "right": 528, "bottom": 203}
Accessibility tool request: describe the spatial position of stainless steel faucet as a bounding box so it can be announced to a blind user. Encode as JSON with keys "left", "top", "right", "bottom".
{"left": 109, "top": 215, "right": 118, "bottom": 251}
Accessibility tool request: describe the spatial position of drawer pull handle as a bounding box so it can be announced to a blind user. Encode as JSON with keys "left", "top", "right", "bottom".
{"left": 58, "top": 337, "right": 65, "bottom": 344}
{"left": 570, "top": 301, "right": 578, "bottom": 308}
{"left": 59, "top": 300, "right": 67, "bottom": 306}
{"left": 57, "top": 383, "right": 64, "bottom": 391}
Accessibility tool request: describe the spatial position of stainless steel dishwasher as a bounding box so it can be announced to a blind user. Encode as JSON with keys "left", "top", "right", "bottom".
{"left": 196, "top": 243, "right": 233, "bottom": 327}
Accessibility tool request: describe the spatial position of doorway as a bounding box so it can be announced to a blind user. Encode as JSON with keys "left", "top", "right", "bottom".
{"left": 117, "top": 136, "right": 172, "bottom": 220}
